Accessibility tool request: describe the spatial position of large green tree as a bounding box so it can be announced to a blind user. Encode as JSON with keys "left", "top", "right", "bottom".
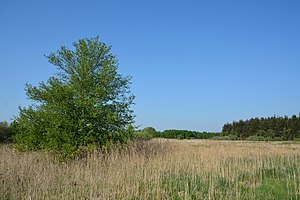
{"left": 12, "top": 36, "right": 135, "bottom": 156}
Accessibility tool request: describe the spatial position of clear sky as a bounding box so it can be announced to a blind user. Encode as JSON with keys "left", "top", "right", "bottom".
{"left": 1, "top": 0, "right": 299, "bottom": 132}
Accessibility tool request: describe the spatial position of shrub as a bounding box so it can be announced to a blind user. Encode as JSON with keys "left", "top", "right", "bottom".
{"left": 133, "top": 127, "right": 157, "bottom": 140}
{"left": 245, "top": 135, "right": 266, "bottom": 141}
{"left": 177, "top": 134, "right": 184, "bottom": 140}
{"left": 0, "top": 121, "right": 13, "bottom": 143}
{"left": 211, "top": 134, "right": 239, "bottom": 141}
{"left": 294, "top": 137, "right": 300, "bottom": 141}
{"left": 264, "top": 136, "right": 273, "bottom": 141}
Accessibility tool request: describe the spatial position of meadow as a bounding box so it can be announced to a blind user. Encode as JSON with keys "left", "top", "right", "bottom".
{"left": 1, "top": 139, "right": 300, "bottom": 199}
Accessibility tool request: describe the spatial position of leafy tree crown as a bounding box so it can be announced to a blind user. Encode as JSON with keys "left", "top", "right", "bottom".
{"left": 12, "top": 36, "right": 135, "bottom": 157}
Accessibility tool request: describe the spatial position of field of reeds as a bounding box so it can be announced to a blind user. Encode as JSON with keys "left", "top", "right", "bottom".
{"left": 1, "top": 139, "right": 300, "bottom": 199}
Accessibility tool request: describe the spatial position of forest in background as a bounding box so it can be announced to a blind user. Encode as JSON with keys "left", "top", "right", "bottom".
{"left": 222, "top": 114, "right": 300, "bottom": 140}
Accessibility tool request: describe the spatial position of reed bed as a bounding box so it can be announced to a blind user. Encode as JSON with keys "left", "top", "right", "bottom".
{"left": 1, "top": 139, "right": 299, "bottom": 199}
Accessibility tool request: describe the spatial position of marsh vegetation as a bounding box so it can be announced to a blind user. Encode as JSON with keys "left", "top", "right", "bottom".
{"left": 1, "top": 139, "right": 299, "bottom": 199}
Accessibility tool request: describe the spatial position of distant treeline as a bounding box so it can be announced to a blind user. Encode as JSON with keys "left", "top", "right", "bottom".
{"left": 134, "top": 127, "right": 220, "bottom": 140}
{"left": 222, "top": 115, "right": 300, "bottom": 140}
{"left": 157, "top": 129, "right": 220, "bottom": 139}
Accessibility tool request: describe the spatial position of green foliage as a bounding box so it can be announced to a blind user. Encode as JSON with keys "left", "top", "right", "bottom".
{"left": 177, "top": 134, "right": 184, "bottom": 140}
{"left": 12, "top": 36, "right": 135, "bottom": 157}
{"left": 141, "top": 127, "right": 157, "bottom": 138}
{"left": 0, "top": 121, "right": 13, "bottom": 143}
{"left": 157, "top": 129, "right": 220, "bottom": 139}
{"left": 245, "top": 135, "right": 268, "bottom": 141}
{"left": 211, "top": 134, "right": 239, "bottom": 141}
{"left": 133, "top": 127, "right": 157, "bottom": 140}
{"left": 222, "top": 114, "right": 300, "bottom": 140}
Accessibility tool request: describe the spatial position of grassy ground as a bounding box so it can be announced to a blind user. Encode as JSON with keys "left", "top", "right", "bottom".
{"left": 1, "top": 139, "right": 300, "bottom": 199}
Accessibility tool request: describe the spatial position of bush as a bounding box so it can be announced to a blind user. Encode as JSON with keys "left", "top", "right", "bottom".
{"left": 133, "top": 127, "right": 157, "bottom": 140}
{"left": 264, "top": 136, "right": 273, "bottom": 141}
{"left": 177, "top": 134, "right": 184, "bottom": 140}
{"left": 245, "top": 135, "right": 266, "bottom": 141}
{"left": 0, "top": 121, "right": 13, "bottom": 143}
{"left": 294, "top": 137, "right": 300, "bottom": 141}
{"left": 273, "top": 137, "right": 283, "bottom": 141}
{"left": 211, "top": 134, "right": 239, "bottom": 141}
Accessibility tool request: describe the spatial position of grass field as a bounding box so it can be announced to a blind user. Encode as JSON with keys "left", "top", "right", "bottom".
{"left": 1, "top": 139, "right": 300, "bottom": 199}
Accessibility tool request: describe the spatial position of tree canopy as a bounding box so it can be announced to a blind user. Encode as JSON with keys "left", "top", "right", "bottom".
{"left": 12, "top": 36, "right": 135, "bottom": 157}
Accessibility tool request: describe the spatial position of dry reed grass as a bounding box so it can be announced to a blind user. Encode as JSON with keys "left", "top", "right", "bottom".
{"left": 1, "top": 139, "right": 300, "bottom": 199}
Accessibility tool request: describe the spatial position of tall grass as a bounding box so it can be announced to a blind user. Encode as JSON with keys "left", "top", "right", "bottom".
{"left": 1, "top": 139, "right": 299, "bottom": 199}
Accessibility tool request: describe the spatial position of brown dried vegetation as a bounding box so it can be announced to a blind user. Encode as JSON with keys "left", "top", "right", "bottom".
{"left": 1, "top": 139, "right": 300, "bottom": 199}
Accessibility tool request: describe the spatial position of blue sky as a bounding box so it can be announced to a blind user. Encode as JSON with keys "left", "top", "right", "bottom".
{"left": 1, "top": 0, "right": 299, "bottom": 132}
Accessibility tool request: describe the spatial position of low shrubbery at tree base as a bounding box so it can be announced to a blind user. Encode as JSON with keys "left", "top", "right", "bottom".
{"left": 0, "top": 121, "right": 13, "bottom": 143}
{"left": 222, "top": 114, "right": 300, "bottom": 140}
{"left": 133, "top": 127, "right": 158, "bottom": 140}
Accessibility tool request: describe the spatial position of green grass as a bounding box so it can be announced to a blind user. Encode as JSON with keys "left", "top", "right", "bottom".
{"left": 157, "top": 156, "right": 300, "bottom": 200}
